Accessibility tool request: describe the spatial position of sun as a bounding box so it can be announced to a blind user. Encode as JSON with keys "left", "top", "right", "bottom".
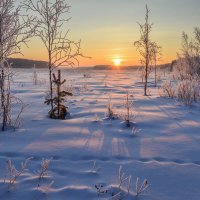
{"left": 113, "top": 58, "right": 122, "bottom": 66}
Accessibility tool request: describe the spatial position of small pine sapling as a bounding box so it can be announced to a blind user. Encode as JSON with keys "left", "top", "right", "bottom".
{"left": 45, "top": 70, "right": 73, "bottom": 119}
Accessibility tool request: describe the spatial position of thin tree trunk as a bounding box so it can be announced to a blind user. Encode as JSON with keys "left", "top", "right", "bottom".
{"left": 127, "top": 93, "right": 130, "bottom": 123}
{"left": 1, "top": 69, "right": 6, "bottom": 131}
{"left": 57, "top": 70, "right": 61, "bottom": 117}
{"left": 144, "top": 6, "right": 149, "bottom": 96}
{"left": 144, "top": 62, "right": 148, "bottom": 96}
{"left": 0, "top": 15, "right": 6, "bottom": 131}
{"left": 155, "top": 61, "right": 157, "bottom": 87}
{"left": 48, "top": 50, "right": 53, "bottom": 112}
{"left": 0, "top": 68, "right": 4, "bottom": 108}
{"left": 47, "top": 1, "right": 53, "bottom": 113}
{"left": 0, "top": 15, "right": 2, "bottom": 109}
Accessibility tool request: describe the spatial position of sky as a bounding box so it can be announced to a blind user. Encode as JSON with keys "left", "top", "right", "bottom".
{"left": 16, "top": 0, "right": 200, "bottom": 67}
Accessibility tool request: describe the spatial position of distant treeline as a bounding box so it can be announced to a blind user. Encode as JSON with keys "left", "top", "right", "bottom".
{"left": 6, "top": 58, "right": 173, "bottom": 70}
{"left": 91, "top": 65, "right": 141, "bottom": 70}
{"left": 91, "top": 63, "right": 172, "bottom": 70}
{"left": 8, "top": 58, "right": 48, "bottom": 68}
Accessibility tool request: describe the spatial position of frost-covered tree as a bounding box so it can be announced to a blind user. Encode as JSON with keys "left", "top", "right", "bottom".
{"left": 24, "top": 0, "right": 83, "bottom": 117}
{"left": 134, "top": 5, "right": 154, "bottom": 96}
{"left": 151, "top": 42, "right": 162, "bottom": 87}
{"left": 0, "top": 0, "right": 34, "bottom": 131}
{"left": 175, "top": 28, "right": 200, "bottom": 77}
{"left": 162, "top": 27, "right": 200, "bottom": 106}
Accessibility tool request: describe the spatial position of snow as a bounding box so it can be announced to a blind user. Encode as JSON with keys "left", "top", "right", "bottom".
{"left": 0, "top": 68, "right": 200, "bottom": 200}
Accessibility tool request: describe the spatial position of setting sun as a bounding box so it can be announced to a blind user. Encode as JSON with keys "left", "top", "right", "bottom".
{"left": 113, "top": 58, "right": 122, "bottom": 66}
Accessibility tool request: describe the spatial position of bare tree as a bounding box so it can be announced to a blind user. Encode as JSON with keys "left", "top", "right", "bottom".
{"left": 151, "top": 42, "right": 162, "bottom": 87}
{"left": 178, "top": 28, "right": 200, "bottom": 76}
{"left": 0, "top": 0, "right": 35, "bottom": 131}
{"left": 134, "top": 5, "right": 154, "bottom": 95}
{"left": 24, "top": 0, "right": 84, "bottom": 117}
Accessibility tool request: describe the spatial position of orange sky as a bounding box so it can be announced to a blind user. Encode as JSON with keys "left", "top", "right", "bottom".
{"left": 18, "top": 28, "right": 179, "bottom": 67}
{"left": 16, "top": 0, "right": 200, "bottom": 67}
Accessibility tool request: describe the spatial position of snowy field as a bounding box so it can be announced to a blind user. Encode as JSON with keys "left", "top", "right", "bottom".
{"left": 0, "top": 68, "right": 200, "bottom": 200}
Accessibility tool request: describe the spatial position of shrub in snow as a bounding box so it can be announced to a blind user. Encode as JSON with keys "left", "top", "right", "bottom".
{"left": 130, "top": 126, "right": 140, "bottom": 137}
{"left": 124, "top": 93, "right": 134, "bottom": 127}
{"left": 90, "top": 161, "right": 100, "bottom": 174}
{"left": 4, "top": 157, "right": 32, "bottom": 190}
{"left": 37, "top": 158, "right": 54, "bottom": 196}
{"left": 118, "top": 165, "right": 131, "bottom": 192}
{"left": 135, "top": 177, "right": 150, "bottom": 196}
{"left": 161, "top": 68, "right": 200, "bottom": 106}
{"left": 118, "top": 165, "right": 150, "bottom": 197}
{"left": 38, "top": 158, "right": 52, "bottom": 180}
{"left": 117, "top": 166, "right": 149, "bottom": 197}
{"left": 94, "top": 165, "right": 150, "bottom": 199}
{"left": 161, "top": 80, "right": 176, "bottom": 98}
{"left": 176, "top": 77, "right": 200, "bottom": 106}
{"left": 161, "top": 27, "right": 200, "bottom": 106}
{"left": 0, "top": 80, "right": 27, "bottom": 131}
{"left": 32, "top": 65, "right": 38, "bottom": 85}
{"left": 12, "top": 98, "right": 27, "bottom": 130}
{"left": 120, "top": 92, "right": 136, "bottom": 127}
{"left": 105, "top": 95, "right": 117, "bottom": 119}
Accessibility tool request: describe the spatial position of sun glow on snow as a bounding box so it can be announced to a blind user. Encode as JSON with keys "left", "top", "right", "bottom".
{"left": 113, "top": 58, "right": 122, "bottom": 66}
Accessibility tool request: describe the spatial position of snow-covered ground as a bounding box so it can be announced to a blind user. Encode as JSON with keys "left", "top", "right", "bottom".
{"left": 0, "top": 68, "right": 200, "bottom": 200}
